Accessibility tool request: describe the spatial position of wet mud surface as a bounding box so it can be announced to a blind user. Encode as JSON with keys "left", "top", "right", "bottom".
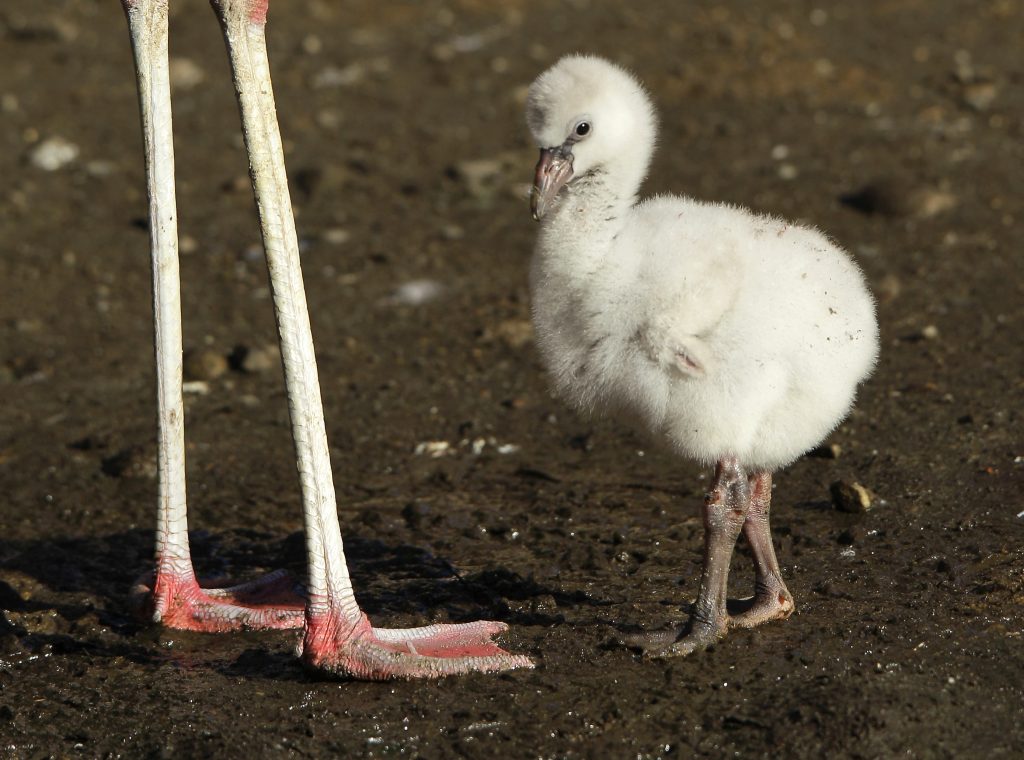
{"left": 1, "top": 0, "right": 1022, "bottom": 756}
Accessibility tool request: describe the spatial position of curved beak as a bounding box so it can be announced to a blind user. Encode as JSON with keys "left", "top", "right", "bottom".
{"left": 530, "top": 147, "right": 574, "bottom": 221}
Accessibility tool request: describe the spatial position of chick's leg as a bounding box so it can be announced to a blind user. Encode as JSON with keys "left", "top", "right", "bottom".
{"left": 729, "top": 471, "right": 795, "bottom": 628}
{"left": 626, "top": 457, "right": 748, "bottom": 657}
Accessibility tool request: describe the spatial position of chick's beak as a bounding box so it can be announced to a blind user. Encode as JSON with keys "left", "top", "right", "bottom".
{"left": 531, "top": 147, "right": 574, "bottom": 221}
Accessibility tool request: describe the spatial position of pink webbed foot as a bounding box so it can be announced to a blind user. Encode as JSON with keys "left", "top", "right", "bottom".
{"left": 301, "top": 611, "right": 534, "bottom": 680}
{"left": 133, "top": 568, "right": 305, "bottom": 633}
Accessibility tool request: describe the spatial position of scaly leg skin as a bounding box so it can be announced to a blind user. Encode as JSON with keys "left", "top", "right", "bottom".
{"left": 301, "top": 613, "right": 533, "bottom": 681}
{"left": 625, "top": 458, "right": 749, "bottom": 657}
{"left": 133, "top": 565, "right": 305, "bottom": 633}
{"left": 729, "top": 471, "right": 795, "bottom": 629}
{"left": 211, "top": 0, "right": 532, "bottom": 677}
{"left": 121, "top": 0, "right": 305, "bottom": 633}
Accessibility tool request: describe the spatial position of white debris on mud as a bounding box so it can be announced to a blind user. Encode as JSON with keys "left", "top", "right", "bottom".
{"left": 30, "top": 137, "right": 79, "bottom": 171}
{"left": 414, "top": 438, "right": 520, "bottom": 458}
{"left": 385, "top": 279, "right": 445, "bottom": 306}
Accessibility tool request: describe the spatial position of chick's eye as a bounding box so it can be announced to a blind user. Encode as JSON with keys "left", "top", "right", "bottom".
{"left": 575, "top": 121, "right": 591, "bottom": 137}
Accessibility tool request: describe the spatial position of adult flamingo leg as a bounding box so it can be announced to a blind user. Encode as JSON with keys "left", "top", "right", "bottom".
{"left": 122, "top": 0, "right": 531, "bottom": 679}
{"left": 122, "top": 0, "right": 304, "bottom": 633}
{"left": 210, "top": 0, "right": 531, "bottom": 679}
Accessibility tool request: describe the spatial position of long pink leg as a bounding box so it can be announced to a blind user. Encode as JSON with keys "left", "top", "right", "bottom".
{"left": 730, "top": 471, "right": 795, "bottom": 628}
{"left": 209, "top": 0, "right": 531, "bottom": 679}
{"left": 122, "top": 0, "right": 304, "bottom": 632}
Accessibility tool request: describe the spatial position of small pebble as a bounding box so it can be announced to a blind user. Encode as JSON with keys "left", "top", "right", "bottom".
{"left": 302, "top": 35, "right": 323, "bottom": 55}
{"left": 962, "top": 81, "right": 997, "bottom": 112}
{"left": 30, "top": 137, "right": 79, "bottom": 171}
{"left": 101, "top": 447, "right": 157, "bottom": 479}
{"left": 910, "top": 189, "right": 956, "bottom": 219}
{"left": 876, "top": 273, "right": 902, "bottom": 304}
{"left": 777, "top": 163, "right": 798, "bottom": 180}
{"left": 183, "top": 349, "right": 228, "bottom": 381}
{"left": 494, "top": 319, "right": 534, "bottom": 349}
{"left": 229, "top": 344, "right": 280, "bottom": 374}
{"left": 85, "top": 160, "right": 115, "bottom": 177}
{"left": 317, "top": 109, "right": 344, "bottom": 130}
{"left": 414, "top": 441, "right": 451, "bottom": 458}
{"left": 322, "top": 228, "right": 350, "bottom": 245}
{"left": 169, "top": 57, "right": 205, "bottom": 90}
{"left": 808, "top": 442, "right": 842, "bottom": 459}
{"left": 831, "top": 480, "right": 873, "bottom": 513}
{"left": 448, "top": 31, "right": 493, "bottom": 54}
{"left": 387, "top": 279, "right": 444, "bottom": 306}
{"left": 441, "top": 223, "right": 464, "bottom": 240}
{"left": 840, "top": 179, "right": 955, "bottom": 219}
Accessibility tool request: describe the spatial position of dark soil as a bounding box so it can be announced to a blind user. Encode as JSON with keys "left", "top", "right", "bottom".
{"left": 1, "top": 0, "right": 1022, "bottom": 757}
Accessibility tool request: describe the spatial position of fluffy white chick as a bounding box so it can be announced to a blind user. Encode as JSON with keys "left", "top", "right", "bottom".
{"left": 526, "top": 55, "right": 879, "bottom": 657}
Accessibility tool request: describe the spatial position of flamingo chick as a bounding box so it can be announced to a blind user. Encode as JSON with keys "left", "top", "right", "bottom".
{"left": 525, "top": 55, "right": 879, "bottom": 656}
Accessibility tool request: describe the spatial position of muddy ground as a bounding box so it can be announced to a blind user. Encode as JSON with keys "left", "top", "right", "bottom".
{"left": 1, "top": 0, "right": 1022, "bottom": 757}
